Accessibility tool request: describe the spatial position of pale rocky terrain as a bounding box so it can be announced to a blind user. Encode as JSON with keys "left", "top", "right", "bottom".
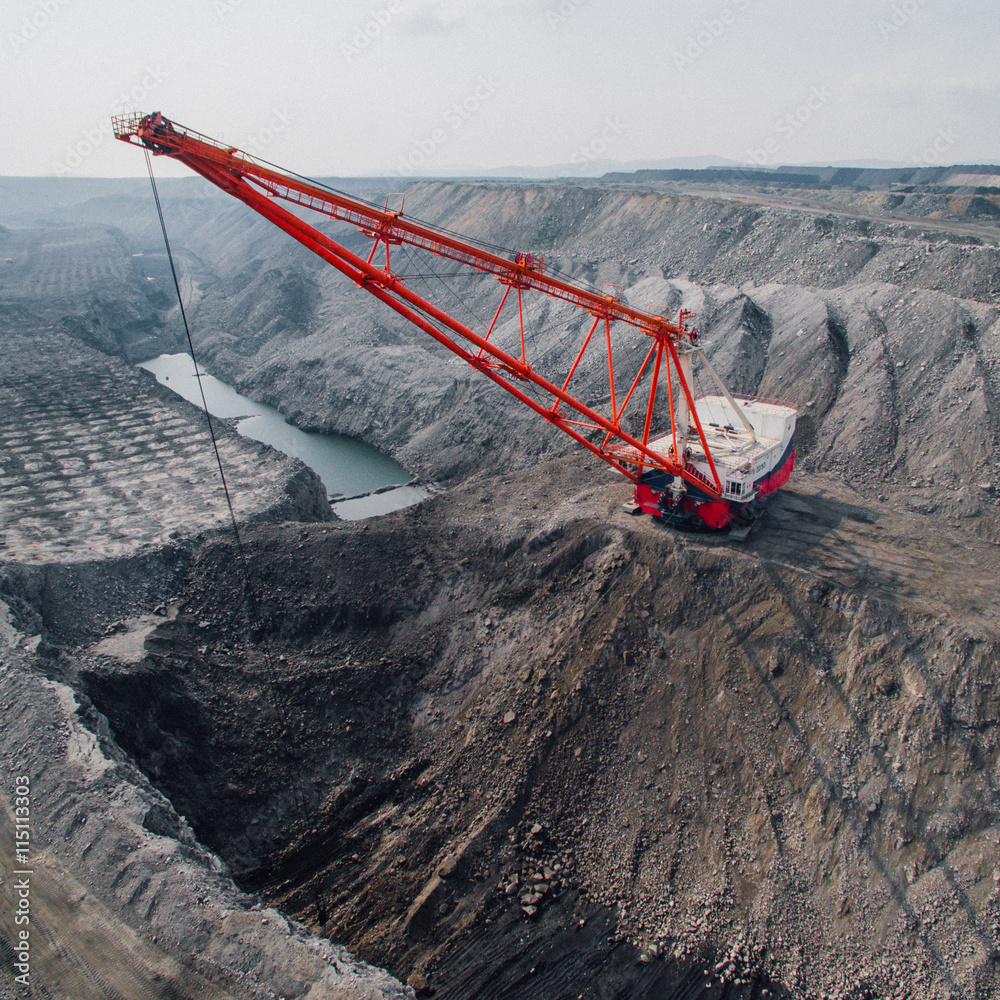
{"left": 132, "top": 177, "right": 1000, "bottom": 538}
{"left": 2, "top": 166, "right": 1000, "bottom": 999}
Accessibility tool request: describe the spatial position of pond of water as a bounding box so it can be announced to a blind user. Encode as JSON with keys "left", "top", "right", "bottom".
{"left": 139, "top": 353, "right": 427, "bottom": 519}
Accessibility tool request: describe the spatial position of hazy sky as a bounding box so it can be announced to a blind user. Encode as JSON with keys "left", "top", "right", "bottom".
{"left": 2, "top": 0, "right": 997, "bottom": 178}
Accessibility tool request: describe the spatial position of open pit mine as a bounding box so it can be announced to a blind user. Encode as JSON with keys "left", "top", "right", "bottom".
{"left": 2, "top": 147, "right": 1000, "bottom": 1000}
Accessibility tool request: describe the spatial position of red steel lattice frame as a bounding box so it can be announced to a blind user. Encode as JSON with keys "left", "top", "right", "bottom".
{"left": 113, "top": 112, "right": 723, "bottom": 497}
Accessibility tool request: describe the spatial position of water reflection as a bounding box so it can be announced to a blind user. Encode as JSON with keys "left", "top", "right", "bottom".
{"left": 140, "top": 353, "right": 428, "bottom": 517}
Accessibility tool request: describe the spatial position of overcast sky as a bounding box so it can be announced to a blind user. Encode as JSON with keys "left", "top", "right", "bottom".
{"left": 2, "top": 0, "right": 997, "bottom": 178}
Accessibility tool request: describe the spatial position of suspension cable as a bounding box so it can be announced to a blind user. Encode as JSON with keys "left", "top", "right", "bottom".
{"left": 144, "top": 151, "right": 306, "bottom": 814}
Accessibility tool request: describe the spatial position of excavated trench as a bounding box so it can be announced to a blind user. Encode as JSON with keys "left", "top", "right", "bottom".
{"left": 67, "top": 451, "right": 1000, "bottom": 999}
{"left": 74, "top": 490, "right": 798, "bottom": 998}
{"left": 6, "top": 172, "right": 1000, "bottom": 997}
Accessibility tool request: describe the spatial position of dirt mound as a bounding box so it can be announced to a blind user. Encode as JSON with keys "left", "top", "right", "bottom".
{"left": 75, "top": 454, "right": 1000, "bottom": 999}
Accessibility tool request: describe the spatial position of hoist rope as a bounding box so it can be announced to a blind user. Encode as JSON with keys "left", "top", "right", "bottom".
{"left": 143, "top": 151, "right": 307, "bottom": 816}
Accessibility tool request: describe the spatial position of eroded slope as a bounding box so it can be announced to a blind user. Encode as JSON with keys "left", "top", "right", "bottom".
{"left": 163, "top": 182, "right": 1000, "bottom": 540}
{"left": 79, "top": 456, "right": 1000, "bottom": 999}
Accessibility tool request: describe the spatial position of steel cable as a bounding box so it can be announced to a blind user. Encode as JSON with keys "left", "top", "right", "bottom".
{"left": 144, "top": 149, "right": 309, "bottom": 823}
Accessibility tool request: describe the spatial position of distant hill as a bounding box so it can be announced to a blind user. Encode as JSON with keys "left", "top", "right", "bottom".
{"left": 780, "top": 159, "right": 914, "bottom": 169}
{"left": 395, "top": 156, "right": 741, "bottom": 180}
{"left": 599, "top": 162, "right": 1000, "bottom": 191}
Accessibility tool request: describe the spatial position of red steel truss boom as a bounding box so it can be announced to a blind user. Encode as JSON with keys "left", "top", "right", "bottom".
{"left": 113, "top": 112, "right": 727, "bottom": 498}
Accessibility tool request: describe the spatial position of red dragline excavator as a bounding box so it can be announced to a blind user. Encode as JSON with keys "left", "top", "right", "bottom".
{"left": 113, "top": 112, "right": 796, "bottom": 531}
